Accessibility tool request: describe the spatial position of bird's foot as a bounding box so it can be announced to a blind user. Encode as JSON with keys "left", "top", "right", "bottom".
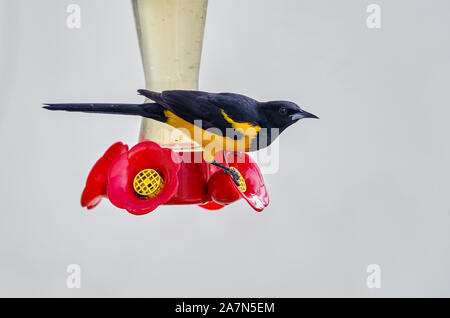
{"left": 227, "top": 168, "right": 241, "bottom": 187}
{"left": 210, "top": 160, "right": 241, "bottom": 187}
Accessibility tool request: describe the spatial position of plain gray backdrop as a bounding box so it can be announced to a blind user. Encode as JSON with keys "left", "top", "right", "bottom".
{"left": 0, "top": 0, "right": 449, "bottom": 297}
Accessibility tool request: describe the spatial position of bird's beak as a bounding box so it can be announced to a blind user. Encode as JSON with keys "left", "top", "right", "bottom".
{"left": 290, "top": 110, "right": 319, "bottom": 121}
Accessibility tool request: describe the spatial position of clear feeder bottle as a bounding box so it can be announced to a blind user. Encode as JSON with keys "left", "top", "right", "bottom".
{"left": 132, "top": 0, "right": 210, "bottom": 204}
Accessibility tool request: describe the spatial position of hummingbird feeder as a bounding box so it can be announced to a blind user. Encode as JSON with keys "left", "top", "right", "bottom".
{"left": 77, "top": 0, "right": 269, "bottom": 215}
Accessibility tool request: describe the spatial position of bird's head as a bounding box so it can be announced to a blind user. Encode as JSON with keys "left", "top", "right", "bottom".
{"left": 261, "top": 101, "right": 318, "bottom": 133}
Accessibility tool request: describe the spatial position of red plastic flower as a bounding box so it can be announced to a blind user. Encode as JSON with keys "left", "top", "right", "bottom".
{"left": 81, "top": 142, "right": 267, "bottom": 214}
{"left": 106, "top": 141, "right": 181, "bottom": 215}
{"left": 81, "top": 142, "right": 129, "bottom": 209}
{"left": 206, "top": 151, "right": 269, "bottom": 212}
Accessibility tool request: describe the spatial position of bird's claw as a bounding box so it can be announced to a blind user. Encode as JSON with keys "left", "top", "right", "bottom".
{"left": 229, "top": 169, "right": 241, "bottom": 187}
{"left": 212, "top": 161, "right": 241, "bottom": 187}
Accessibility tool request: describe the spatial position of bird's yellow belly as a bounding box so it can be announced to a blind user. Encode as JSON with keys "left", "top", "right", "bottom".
{"left": 163, "top": 110, "right": 259, "bottom": 162}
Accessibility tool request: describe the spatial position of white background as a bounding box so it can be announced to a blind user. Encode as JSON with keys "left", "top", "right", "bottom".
{"left": 0, "top": 0, "right": 449, "bottom": 297}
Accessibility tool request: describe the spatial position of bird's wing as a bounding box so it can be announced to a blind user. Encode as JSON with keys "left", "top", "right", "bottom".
{"left": 138, "top": 89, "right": 260, "bottom": 134}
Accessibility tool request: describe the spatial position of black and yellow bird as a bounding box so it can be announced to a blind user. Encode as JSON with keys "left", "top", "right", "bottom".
{"left": 44, "top": 89, "right": 318, "bottom": 185}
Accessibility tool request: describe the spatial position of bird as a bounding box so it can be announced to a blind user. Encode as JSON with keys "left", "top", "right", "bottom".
{"left": 44, "top": 89, "right": 318, "bottom": 185}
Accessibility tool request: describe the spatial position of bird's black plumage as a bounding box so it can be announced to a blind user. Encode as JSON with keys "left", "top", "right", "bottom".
{"left": 44, "top": 89, "right": 318, "bottom": 151}
{"left": 138, "top": 89, "right": 261, "bottom": 133}
{"left": 43, "top": 102, "right": 167, "bottom": 122}
{"left": 44, "top": 89, "right": 318, "bottom": 185}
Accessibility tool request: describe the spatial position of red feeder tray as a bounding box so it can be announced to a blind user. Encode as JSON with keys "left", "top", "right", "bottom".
{"left": 81, "top": 141, "right": 269, "bottom": 215}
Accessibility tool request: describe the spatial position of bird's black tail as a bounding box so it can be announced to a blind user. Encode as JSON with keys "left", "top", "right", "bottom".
{"left": 43, "top": 103, "right": 167, "bottom": 122}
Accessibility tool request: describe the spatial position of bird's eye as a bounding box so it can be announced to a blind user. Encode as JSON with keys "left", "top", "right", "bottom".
{"left": 279, "top": 107, "right": 287, "bottom": 115}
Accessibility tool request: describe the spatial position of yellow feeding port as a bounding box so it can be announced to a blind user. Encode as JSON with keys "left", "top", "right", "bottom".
{"left": 133, "top": 168, "right": 165, "bottom": 198}
{"left": 230, "top": 167, "right": 247, "bottom": 193}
